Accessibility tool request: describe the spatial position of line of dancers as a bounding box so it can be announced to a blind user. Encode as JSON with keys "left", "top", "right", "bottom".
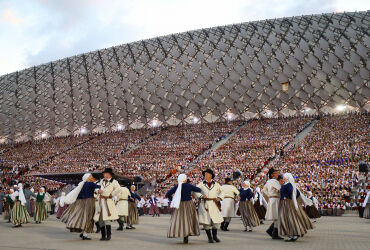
{"left": 1, "top": 167, "right": 337, "bottom": 244}
{"left": 165, "top": 168, "right": 318, "bottom": 244}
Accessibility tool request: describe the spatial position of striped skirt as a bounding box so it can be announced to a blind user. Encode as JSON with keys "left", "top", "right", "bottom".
{"left": 11, "top": 201, "right": 30, "bottom": 225}
{"left": 30, "top": 199, "right": 35, "bottom": 217}
{"left": 61, "top": 198, "right": 95, "bottom": 233}
{"left": 168, "top": 200, "right": 200, "bottom": 238}
{"left": 34, "top": 202, "right": 48, "bottom": 222}
{"left": 279, "top": 199, "right": 307, "bottom": 237}
{"left": 239, "top": 201, "right": 260, "bottom": 228}
{"left": 124, "top": 202, "right": 139, "bottom": 225}
{"left": 253, "top": 202, "right": 267, "bottom": 220}
{"left": 56, "top": 205, "right": 68, "bottom": 219}
{"left": 305, "top": 205, "right": 321, "bottom": 219}
{"left": 297, "top": 205, "right": 314, "bottom": 230}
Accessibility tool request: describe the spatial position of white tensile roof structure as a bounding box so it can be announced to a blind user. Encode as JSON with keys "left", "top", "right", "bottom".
{"left": 0, "top": 11, "right": 369, "bottom": 142}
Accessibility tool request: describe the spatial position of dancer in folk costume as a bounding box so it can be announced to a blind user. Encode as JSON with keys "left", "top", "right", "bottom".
{"left": 149, "top": 194, "right": 160, "bottom": 217}
{"left": 279, "top": 173, "right": 308, "bottom": 241}
{"left": 220, "top": 177, "right": 239, "bottom": 231}
{"left": 362, "top": 191, "right": 370, "bottom": 219}
{"left": 29, "top": 188, "right": 36, "bottom": 217}
{"left": 126, "top": 185, "right": 140, "bottom": 229}
{"left": 34, "top": 187, "right": 48, "bottom": 223}
{"left": 166, "top": 174, "right": 202, "bottom": 244}
{"left": 94, "top": 168, "right": 120, "bottom": 241}
{"left": 115, "top": 184, "right": 130, "bottom": 231}
{"left": 239, "top": 180, "right": 260, "bottom": 232}
{"left": 43, "top": 188, "right": 52, "bottom": 215}
{"left": 11, "top": 183, "right": 31, "bottom": 228}
{"left": 137, "top": 197, "right": 145, "bottom": 216}
{"left": 305, "top": 191, "right": 321, "bottom": 221}
{"left": 4, "top": 189, "right": 14, "bottom": 222}
{"left": 262, "top": 168, "right": 282, "bottom": 240}
{"left": 61, "top": 173, "right": 100, "bottom": 240}
{"left": 56, "top": 192, "right": 68, "bottom": 219}
{"left": 253, "top": 186, "right": 267, "bottom": 224}
{"left": 23, "top": 184, "right": 36, "bottom": 216}
{"left": 195, "top": 169, "right": 224, "bottom": 243}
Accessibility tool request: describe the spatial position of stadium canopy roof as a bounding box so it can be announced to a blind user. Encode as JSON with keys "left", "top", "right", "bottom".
{"left": 0, "top": 11, "right": 369, "bottom": 142}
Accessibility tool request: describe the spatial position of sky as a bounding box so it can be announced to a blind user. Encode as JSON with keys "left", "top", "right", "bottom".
{"left": 0, "top": 0, "right": 369, "bottom": 76}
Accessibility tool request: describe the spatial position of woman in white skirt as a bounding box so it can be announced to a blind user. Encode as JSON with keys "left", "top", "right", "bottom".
{"left": 166, "top": 174, "right": 202, "bottom": 244}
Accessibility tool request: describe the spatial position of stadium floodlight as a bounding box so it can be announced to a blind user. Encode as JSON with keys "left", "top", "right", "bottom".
{"left": 193, "top": 117, "right": 199, "bottom": 123}
{"left": 281, "top": 81, "right": 289, "bottom": 92}
{"left": 151, "top": 120, "right": 158, "bottom": 127}
{"left": 265, "top": 110, "right": 273, "bottom": 116}
{"left": 80, "top": 127, "right": 88, "bottom": 134}
{"left": 117, "top": 124, "right": 124, "bottom": 130}
{"left": 336, "top": 104, "right": 346, "bottom": 112}
{"left": 301, "top": 107, "right": 310, "bottom": 113}
{"left": 41, "top": 133, "right": 47, "bottom": 138}
{"left": 226, "top": 113, "right": 233, "bottom": 121}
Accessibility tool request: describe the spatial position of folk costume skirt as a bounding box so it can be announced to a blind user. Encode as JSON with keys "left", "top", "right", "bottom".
{"left": 168, "top": 201, "right": 200, "bottom": 238}
{"left": 278, "top": 199, "right": 307, "bottom": 237}
{"left": 11, "top": 201, "right": 30, "bottom": 225}
{"left": 56, "top": 205, "right": 68, "bottom": 219}
{"left": 239, "top": 200, "right": 260, "bottom": 228}
{"left": 34, "top": 202, "right": 48, "bottom": 222}
{"left": 124, "top": 202, "right": 139, "bottom": 225}
{"left": 254, "top": 202, "right": 267, "bottom": 220}
{"left": 61, "top": 198, "right": 95, "bottom": 233}
{"left": 305, "top": 205, "right": 321, "bottom": 219}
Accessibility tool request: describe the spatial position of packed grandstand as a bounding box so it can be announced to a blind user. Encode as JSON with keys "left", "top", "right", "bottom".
{"left": 0, "top": 11, "right": 369, "bottom": 214}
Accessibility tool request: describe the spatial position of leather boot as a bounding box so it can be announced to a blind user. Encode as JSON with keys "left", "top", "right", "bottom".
{"left": 205, "top": 230, "right": 214, "bottom": 243}
{"left": 106, "top": 225, "right": 112, "bottom": 240}
{"left": 272, "top": 228, "right": 283, "bottom": 240}
{"left": 224, "top": 222, "right": 230, "bottom": 231}
{"left": 117, "top": 219, "right": 123, "bottom": 231}
{"left": 183, "top": 236, "right": 189, "bottom": 244}
{"left": 220, "top": 221, "right": 225, "bottom": 231}
{"left": 212, "top": 229, "right": 220, "bottom": 243}
{"left": 100, "top": 227, "right": 106, "bottom": 241}
{"left": 95, "top": 222, "right": 101, "bottom": 233}
{"left": 266, "top": 223, "right": 274, "bottom": 237}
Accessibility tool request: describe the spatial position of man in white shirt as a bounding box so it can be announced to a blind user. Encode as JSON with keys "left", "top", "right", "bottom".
{"left": 262, "top": 168, "right": 282, "bottom": 240}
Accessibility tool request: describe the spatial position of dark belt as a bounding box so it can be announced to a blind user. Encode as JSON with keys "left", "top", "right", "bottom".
{"left": 269, "top": 196, "right": 280, "bottom": 199}
{"left": 202, "top": 198, "right": 221, "bottom": 212}
{"left": 224, "top": 196, "right": 235, "bottom": 199}
{"left": 100, "top": 195, "right": 113, "bottom": 217}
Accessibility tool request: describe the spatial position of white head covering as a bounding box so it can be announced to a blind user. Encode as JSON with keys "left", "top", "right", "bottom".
{"left": 10, "top": 189, "right": 14, "bottom": 193}
{"left": 283, "top": 173, "right": 298, "bottom": 210}
{"left": 243, "top": 180, "right": 250, "bottom": 189}
{"left": 40, "top": 187, "right": 45, "bottom": 194}
{"left": 170, "top": 174, "right": 187, "bottom": 209}
{"left": 64, "top": 173, "right": 91, "bottom": 205}
{"left": 17, "top": 183, "right": 27, "bottom": 206}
